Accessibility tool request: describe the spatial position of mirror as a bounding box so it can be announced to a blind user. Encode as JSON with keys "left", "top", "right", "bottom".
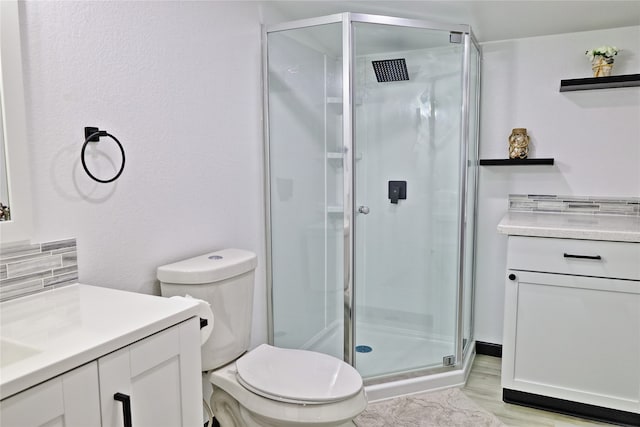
{"left": 0, "top": 0, "right": 33, "bottom": 243}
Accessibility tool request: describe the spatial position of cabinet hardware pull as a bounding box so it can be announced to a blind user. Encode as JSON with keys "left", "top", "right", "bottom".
{"left": 200, "top": 317, "right": 208, "bottom": 329}
{"left": 508, "top": 273, "right": 516, "bottom": 281}
{"left": 114, "top": 393, "right": 133, "bottom": 427}
{"left": 563, "top": 253, "right": 602, "bottom": 260}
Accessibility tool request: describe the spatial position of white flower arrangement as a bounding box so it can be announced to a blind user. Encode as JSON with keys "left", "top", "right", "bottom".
{"left": 585, "top": 45, "right": 620, "bottom": 61}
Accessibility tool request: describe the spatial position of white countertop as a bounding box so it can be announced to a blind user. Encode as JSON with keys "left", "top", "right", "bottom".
{"left": 0, "top": 284, "right": 199, "bottom": 400}
{"left": 498, "top": 212, "right": 640, "bottom": 242}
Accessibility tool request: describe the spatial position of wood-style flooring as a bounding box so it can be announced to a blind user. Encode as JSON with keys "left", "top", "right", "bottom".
{"left": 462, "top": 355, "right": 612, "bottom": 426}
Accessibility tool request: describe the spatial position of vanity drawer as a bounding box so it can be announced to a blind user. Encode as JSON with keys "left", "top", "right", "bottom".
{"left": 507, "top": 236, "right": 640, "bottom": 281}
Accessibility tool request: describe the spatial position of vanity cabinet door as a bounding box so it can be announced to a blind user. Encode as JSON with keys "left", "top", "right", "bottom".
{"left": 0, "top": 362, "right": 101, "bottom": 427}
{"left": 502, "top": 270, "right": 640, "bottom": 414}
{"left": 98, "top": 317, "right": 202, "bottom": 427}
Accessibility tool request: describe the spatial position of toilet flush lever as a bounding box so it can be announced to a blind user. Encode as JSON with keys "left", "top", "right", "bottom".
{"left": 358, "top": 206, "right": 370, "bottom": 215}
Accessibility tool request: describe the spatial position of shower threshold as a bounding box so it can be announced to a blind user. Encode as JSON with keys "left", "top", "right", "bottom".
{"left": 365, "top": 345, "right": 475, "bottom": 403}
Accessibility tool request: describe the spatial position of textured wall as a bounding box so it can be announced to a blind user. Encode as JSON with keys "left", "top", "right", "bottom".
{"left": 475, "top": 25, "right": 640, "bottom": 344}
{"left": 19, "top": 1, "right": 267, "bottom": 346}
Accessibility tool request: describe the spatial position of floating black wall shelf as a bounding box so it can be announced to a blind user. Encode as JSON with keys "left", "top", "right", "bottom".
{"left": 479, "top": 158, "right": 555, "bottom": 166}
{"left": 559, "top": 73, "right": 640, "bottom": 92}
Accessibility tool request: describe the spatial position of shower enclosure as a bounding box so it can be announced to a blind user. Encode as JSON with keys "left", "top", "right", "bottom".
{"left": 263, "top": 13, "right": 480, "bottom": 395}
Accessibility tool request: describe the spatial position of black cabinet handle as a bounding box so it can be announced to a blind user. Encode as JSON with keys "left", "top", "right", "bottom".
{"left": 508, "top": 273, "right": 516, "bottom": 281}
{"left": 114, "top": 393, "right": 133, "bottom": 427}
{"left": 563, "top": 253, "right": 602, "bottom": 260}
{"left": 200, "top": 317, "right": 209, "bottom": 329}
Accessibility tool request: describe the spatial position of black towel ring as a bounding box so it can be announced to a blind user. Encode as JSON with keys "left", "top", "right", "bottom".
{"left": 81, "top": 127, "right": 125, "bottom": 183}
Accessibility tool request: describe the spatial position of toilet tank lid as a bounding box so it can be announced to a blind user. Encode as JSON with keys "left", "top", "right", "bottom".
{"left": 157, "top": 249, "right": 257, "bottom": 284}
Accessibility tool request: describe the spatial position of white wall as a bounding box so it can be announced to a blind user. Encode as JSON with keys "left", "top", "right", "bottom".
{"left": 19, "top": 1, "right": 268, "bottom": 346}
{"left": 475, "top": 26, "right": 640, "bottom": 344}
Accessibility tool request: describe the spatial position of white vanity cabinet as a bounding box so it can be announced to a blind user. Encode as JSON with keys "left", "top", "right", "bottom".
{"left": 0, "top": 362, "right": 101, "bottom": 427}
{"left": 99, "top": 317, "right": 202, "bottom": 427}
{"left": 1, "top": 318, "right": 201, "bottom": 427}
{"left": 0, "top": 284, "right": 202, "bottom": 427}
{"left": 502, "top": 236, "right": 640, "bottom": 422}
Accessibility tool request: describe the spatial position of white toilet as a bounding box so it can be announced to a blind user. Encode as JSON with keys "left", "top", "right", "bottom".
{"left": 157, "top": 249, "right": 367, "bottom": 427}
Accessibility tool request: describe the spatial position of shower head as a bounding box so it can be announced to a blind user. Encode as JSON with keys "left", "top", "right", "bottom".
{"left": 372, "top": 58, "right": 409, "bottom": 82}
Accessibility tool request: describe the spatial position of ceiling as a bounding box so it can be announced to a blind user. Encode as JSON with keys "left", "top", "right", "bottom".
{"left": 263, "top": 1, "right": 640, "bottom": 43}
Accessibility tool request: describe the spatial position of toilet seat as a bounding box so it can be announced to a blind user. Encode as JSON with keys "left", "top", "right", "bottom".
{"left": 235, "top": 344, "right": 363, "bottom": 404}
{"left": 209, "top": 359, "right": 368, "bottom": 426}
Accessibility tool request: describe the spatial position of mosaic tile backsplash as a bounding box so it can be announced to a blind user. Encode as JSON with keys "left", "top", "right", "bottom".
{"left": 509, "top": 195, "right": 640, "bottom": 216}
{"left": 0, "top": 238, "right": 78, "bottom": 302}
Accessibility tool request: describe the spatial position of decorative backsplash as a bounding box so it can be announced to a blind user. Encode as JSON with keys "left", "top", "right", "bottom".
{"left": 508, "top": 194, "right": 640, "bottom": 216}
{"left": 0, "top": 238, "right": 78, "bottom": 302}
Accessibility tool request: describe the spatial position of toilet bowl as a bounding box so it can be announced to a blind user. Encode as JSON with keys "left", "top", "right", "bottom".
{"left": 157, "top": 249, "right": 367, "bottom": 427}
{"left": 209, "top": 345, "right": 367, "bottom": 427}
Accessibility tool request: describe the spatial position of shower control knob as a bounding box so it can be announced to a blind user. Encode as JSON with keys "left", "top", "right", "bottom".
{"left": 358, "top": 206, "right": 370, "bottom": 215}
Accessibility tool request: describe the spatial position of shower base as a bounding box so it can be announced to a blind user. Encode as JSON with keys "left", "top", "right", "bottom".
{"left": 355, "top": 325, "right": 454, "bottom": 378}
{"left": 306, "top": 323, "right": 475, "bottom": 402}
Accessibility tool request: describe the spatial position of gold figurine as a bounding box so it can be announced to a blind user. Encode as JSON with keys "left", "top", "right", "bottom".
{"left": 508, "top": 128, "right": 529, "bottom": 159}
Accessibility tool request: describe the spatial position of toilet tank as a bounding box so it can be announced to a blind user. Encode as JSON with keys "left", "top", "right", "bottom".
{"left": 157, "top": 249, "right": 257, "bottom": 371}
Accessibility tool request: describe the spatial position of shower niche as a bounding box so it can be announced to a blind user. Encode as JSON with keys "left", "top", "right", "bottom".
{"left": 264, "top": 13, "right": 480, "bottom": 399}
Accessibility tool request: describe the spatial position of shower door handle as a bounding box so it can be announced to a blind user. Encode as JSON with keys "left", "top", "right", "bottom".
{"left": 358, "top": 206, "right": 370, "bottom": 215}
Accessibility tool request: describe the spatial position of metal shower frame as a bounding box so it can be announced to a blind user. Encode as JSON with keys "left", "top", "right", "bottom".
{"left": 262, "top": 12, "right": 481, "bottom": 381}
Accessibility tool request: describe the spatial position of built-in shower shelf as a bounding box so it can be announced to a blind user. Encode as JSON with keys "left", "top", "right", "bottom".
{"left": 325, "top": 97, "right": 363, "bottom": 106}
{"left": 327, "top": 152, "right": 363, "bottom": 162}
{"left": 559, "top": 73, "right": 640, "bottom": 92}
{"left": 479, "top": 158, "right": 555, "bottom": 166}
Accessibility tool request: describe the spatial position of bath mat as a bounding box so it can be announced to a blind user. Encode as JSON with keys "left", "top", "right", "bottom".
{"left": 355, "top": 388, "right": 505, "bottom": 427}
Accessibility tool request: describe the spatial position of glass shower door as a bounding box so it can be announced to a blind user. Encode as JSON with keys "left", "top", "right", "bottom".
{"left": 352, "top": 22, "right": 465, "bottom": 379}
{"left": 462, "top": 41, "right": 481, "bottom": 354}
{"left": 267, "top": 22, "right": 345, "bottom": 360}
